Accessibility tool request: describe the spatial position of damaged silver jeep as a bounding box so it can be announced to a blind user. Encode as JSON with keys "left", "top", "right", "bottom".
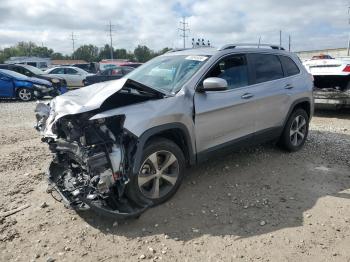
{"left": 35, "top": 44, "right": 313, "bottom": 219}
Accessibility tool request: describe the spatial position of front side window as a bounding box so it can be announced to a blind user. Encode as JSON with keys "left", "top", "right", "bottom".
{"left": 250, "top": 54, "right": 284, "bottom": 84}
{"left": 101, "top": 69, "right": 111, "bottom": 76}
{"left": 205, "top": 54, "right": 249, "bottom": 90}
{"left": 279, "top": 56, "right": 300, "bottom": 76}
{"left": 127, "top": 55, "right": 209, "bottom": 94}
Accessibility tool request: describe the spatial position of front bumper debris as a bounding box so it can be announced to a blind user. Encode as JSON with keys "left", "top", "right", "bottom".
{"left": 47, "top": 162, "right": 150, "bottom": 219}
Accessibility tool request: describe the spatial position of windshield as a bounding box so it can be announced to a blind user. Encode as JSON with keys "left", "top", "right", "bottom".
{"left": 22, "top": 65, "right": 45, "bottom": 75}
{"left": 0, "top": 69, "right": 28, "bottom": 79}
{"left": 126, "top": 55, "right": 210, "bottom": 94}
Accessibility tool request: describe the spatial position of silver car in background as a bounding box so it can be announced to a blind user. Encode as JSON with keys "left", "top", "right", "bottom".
{"left": 35, "top": 44, "right": 314, "bottom": 219}
{"left": 45, "top": 66, "right": 93, "bottom": 88}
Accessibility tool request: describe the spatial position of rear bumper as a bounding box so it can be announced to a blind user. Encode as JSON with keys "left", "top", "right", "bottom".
{"left": 314, "top": 90, "right": 350, "bottom": 108}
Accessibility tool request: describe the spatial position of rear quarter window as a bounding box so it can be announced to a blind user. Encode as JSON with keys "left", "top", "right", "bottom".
{"left": 279, "top": 55, "right": 300, "bottom": 76}
{"left": 250, "top": 54, "right": 284, "bottom": 84}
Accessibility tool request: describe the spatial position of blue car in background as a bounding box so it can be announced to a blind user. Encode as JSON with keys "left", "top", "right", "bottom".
{"left": 0, "top": 69, "right": 67, "bottom": 101}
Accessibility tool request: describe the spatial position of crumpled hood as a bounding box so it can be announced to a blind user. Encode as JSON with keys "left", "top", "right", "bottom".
{"left": 36, "top": 78, "right": 128, "bottom": 138}
{"left": 51, "top": 78, "right": 128, "bottom": 118}
{"left": 28, "top": 77, "right": 52, "bottom": 86}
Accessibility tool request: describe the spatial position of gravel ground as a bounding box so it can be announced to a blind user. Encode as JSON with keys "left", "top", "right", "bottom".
{"left": 0, "top": 101, "right": 349, "bottom": 262}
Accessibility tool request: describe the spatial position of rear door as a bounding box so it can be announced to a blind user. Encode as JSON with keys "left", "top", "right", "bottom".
{"left": 247, "top": 53, "right": 291, "bottom": 133}
{"left": 194, "top": 54, "right": 260, "bottom": 153}
{"left": 64, "top": 68, "right": 82, "bottom": 87}
{"left": 0, "top": 72, "right": 14, "bottom": 97}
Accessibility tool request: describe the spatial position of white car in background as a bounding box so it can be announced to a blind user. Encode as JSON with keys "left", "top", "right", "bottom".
{"left": 45, "top": 66, "right": 93, "bottom": 88}
{"left": 303, "top": 55, "right": 350, "bottom": 108}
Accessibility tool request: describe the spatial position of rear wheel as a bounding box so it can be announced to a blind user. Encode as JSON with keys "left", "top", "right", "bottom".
{"left": 17, "top": 88, "right": 33, "bottom": 101}
{"left": 126, "top": 138, "right": 185, "bottom": 206}
{"left": 279, "top": 108, "right": 309, "bottom": 152}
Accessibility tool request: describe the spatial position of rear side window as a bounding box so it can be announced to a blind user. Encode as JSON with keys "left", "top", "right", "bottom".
{"left": 51, "top": 68, "right": 65, "bottom": 74}
{"left": 250, "top": 54, "right": 283, "bottom": 84}
{"left": 65, "top": 68, "right": 78, "bottom": 74}
{"left": 279, "top": 56, "right": 300, "bottom": 76}
{"left": 14, "top": 67, "right": 24, "bottom": 74}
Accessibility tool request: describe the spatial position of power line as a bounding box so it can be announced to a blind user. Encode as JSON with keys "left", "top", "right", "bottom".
{"left": 178, "top": 17, "right": 190, "bottom": 48}
{"left": 70, "top": 32, "right": 77, "bottom": 59}
{"left": 106, "top": 21, "right": 116, "bottom": 60}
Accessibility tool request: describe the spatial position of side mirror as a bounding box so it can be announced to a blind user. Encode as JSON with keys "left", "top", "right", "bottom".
{"left": 199, "top": 77, "right": 228, "bottom": 92}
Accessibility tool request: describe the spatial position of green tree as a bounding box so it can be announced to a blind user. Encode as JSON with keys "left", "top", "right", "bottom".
{"left": 157, "top": 47, "right": 172, "bottom": 55}
{"left": 98, "top": 44, "right": 112, "bottom": 60}
{"left": 72, "top": 44, "right": 99, "bottom": 62}
{"left": 134, "top": 45, "right": 154, "bottom": 63}
{"left": 50, "top": 52, "right": 66, "bottom": 60}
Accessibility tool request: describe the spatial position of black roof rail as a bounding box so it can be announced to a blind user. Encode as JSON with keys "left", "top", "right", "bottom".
{"left": 218, "top": 43, "right": 285, "bottom": 51}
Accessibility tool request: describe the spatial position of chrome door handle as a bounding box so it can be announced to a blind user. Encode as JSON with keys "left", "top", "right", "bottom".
{"left": 241, "top": 93, "right": 254, "bottom": 99}
{"left": 285, "top": 84, "right": 294, "bottom": 89}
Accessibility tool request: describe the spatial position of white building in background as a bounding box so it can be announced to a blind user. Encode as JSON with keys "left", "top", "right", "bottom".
{"left": 4, "top": 56, "right": 51, "bottom": 69}
{"left": 296, "top": 47, "right": 348, "bottom": 60}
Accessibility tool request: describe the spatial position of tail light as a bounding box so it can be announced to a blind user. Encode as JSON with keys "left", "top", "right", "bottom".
{"left": 343, "top": 65, "right": 350, "bottom": 72}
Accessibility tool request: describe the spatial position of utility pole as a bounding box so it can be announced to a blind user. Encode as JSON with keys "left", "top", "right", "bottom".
{"left": 288, "top": 35, "right": 291, "bottom": 52}
{"left": 279, "top": 30, "right": 282, "bottom": 50}
{"left": 179, "top": 17, "right": 190, "bottom": 48}
{"left": 71, "top": 32, "right": 76, "bottom": 59}
{"left": 347, "top": 6, "right": 350, "bottom": 56}
{"left": 107, "top": 21, "right": 116, "bottom": 61}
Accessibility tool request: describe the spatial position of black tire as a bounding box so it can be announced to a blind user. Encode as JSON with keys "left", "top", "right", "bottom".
{"left": 279, "top": 108, "right": 309, "bottom": 152}
{"left": 126, "top": 138, "right": 186, "bottom": 206}
{"left": 16, "top": 88, "right": 33, "bottom": 101}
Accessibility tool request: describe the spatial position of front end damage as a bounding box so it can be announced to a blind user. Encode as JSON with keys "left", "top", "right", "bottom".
{"left": 35, "top": 79, "right": 165, "bottom": 218}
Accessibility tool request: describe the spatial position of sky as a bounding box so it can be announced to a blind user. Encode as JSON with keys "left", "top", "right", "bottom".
{"left": 0, "top": 0, "right": 349, "bottom": 54}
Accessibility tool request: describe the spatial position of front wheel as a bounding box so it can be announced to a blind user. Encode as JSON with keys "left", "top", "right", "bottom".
{"left": 279, "top": 108, "right": 309, "bottom": 152}
{"left": 126, "top": 138, "right": 185, "bottom": 206}
{"left": 17, "top": 88, "right": 33, "bottom": 101}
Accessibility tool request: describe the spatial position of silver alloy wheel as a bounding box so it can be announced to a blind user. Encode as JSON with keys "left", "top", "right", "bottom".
{"left": 289, "top": 115, "right": 307, "bottom": 146}
{"left": 18, "top": 89, "right": 32, "bottom": 101}
{"left": 138, "top": 150, "right": 179, "bottom": 199}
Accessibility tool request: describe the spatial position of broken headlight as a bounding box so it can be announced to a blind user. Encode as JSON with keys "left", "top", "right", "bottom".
{"left": 33, "top": 84, "right": 49, "bottom": 90}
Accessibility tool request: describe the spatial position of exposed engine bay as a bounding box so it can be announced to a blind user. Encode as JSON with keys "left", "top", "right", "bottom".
{"left": 35, "top": 79, "right": 166, "bottom": 218}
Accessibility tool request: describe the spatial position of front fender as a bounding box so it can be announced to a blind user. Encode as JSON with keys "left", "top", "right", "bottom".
{"left": 131, "top": 122, "right": 196, "bottom": 175}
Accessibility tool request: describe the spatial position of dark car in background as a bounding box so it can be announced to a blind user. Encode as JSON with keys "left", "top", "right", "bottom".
{"left": 72, "top": 63, "right": 98, "bottom": 74}
{"left": 118, "top": 62, "right": 143, "bottom": 68}
{"left": 83, "top": 66, "right": 134, "bottom": 86}
{"left": 0, "top": 69, "right": 64, "bottom": 101}
{"left": 0, "top": 64, "right": 68, "bottom": 94}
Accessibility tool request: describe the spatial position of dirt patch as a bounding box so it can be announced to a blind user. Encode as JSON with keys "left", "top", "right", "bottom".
{"left": 0, "top": 101, "right": 349, "bottom": 262}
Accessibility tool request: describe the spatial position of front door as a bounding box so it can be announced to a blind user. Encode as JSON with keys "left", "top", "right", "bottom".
{"left": 0, "top": 73, "right": 14, "bottom": 97}
{"left": 194, "top": 54, "right": 259, "bottom": 154}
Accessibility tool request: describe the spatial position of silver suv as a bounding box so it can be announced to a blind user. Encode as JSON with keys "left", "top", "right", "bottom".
{"left": 35, "top": 44, "right": 314, "bottom": 218}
